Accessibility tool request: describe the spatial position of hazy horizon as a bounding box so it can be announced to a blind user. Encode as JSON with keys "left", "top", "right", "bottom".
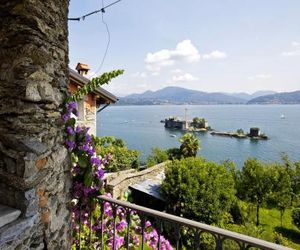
{"left": 118, "top": 86, "right": 283, "bottom": 98}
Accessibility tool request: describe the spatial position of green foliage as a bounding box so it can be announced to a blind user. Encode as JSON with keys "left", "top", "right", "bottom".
{"left": 166, "top": 147, "right": 181, "bottom": 160}
{"left": 179, "top": 133, "right": 200, "bottom": 158}
{"left": 68, "top": 70, "right": 124, "bottom": 102}
{"left": 236, "top": 128, "right": 244, "bottom": 135}
{"left": 192, "top": 117, "right": 206, "bottom": 128}
{"left": 269, "top": 164, "right": 292, "bottom": 226}
{"left": 237, "top": 158, "right": 276, "bottom": 226}
{"left": 161, "top": 157, "right": 236, "bottom": 225}
{"left": 146, "top": 147, "right": 169, "bottom": 167}
{"left": 229, "top": 202, "right": 246, "bottom": 225}
{"left": 226, "top": 201, "right": 300, "bottom": 249}
{"left": 282, "top": 154, "right": 300, "bottom": 205}
{"left": 93, "top": 136, "right": 140, "bottom": 172}
{"left": 292, "top": 208, "right": 300, "bottom": 229}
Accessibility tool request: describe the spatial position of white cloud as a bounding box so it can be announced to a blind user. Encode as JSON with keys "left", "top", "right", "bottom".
{"left": 282, "top": 50, "right": 300, "bottom": 57}
{"left": 203, "top": 50, "right": 227, "bottom": 60}
{"left": 170, "top": 73, "right": 199, "bottom": 83}
{"left": 248, "top": 74, "right": 272, "bottom": 80}
{"left": 171, "top": 69, "right": 183, "bottom": 74}
{"left": 145, "top": 40, "right": 200, "bottom": 72}
{"left": 131, "top": 72, "right": 147, "bottom": 78}
{"left": 292, "top": 41, "right": 299, "bottom": 47}
{"left": 255, "top": 74, "right": 272, "bottom": 79}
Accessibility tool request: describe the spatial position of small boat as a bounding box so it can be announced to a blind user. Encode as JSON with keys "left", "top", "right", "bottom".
{"left": 170, "top": 134, "right": 177, "bottom": 138}
{"left": 280, "top": 114, "right": 285, "bottom": 119}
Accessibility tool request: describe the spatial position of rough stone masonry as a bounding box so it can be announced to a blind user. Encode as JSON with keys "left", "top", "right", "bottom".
{"left": 0, "top": 1, "right": 71, "bottom": 249}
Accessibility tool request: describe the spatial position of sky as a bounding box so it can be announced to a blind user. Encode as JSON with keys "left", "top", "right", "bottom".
{"left": 69, "top": 0, "right": 300, "bottom": 97}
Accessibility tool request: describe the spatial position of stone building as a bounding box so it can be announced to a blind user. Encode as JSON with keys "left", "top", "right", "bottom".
{"left": 164, "top": 117, "right": 191, "bottom": 130}
{"left": 249, "top": 127, "right": 260, "bottom": 137}
{"left": 69, "top": 63, "right": 118, "bottom": 135}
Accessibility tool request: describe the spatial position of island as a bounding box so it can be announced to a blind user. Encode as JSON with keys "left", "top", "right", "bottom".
{"left": 211, "top": 127, "right": 268, "bottom": 140}
{"left": 163, "top": 116, "right": 210, "bottom": 132}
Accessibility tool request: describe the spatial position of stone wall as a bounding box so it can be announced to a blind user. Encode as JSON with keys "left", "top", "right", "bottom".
{"left": 105, "top": 163, "right": 167, "bottom": 198}
{"left": 0, "top": 1, "right": 71, "bottom": 249}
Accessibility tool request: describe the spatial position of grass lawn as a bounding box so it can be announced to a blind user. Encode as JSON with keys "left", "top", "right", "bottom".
{"left": 260, "top": 206, "right": 300, "bottom": 249}
{"left": 228, "top": 201, "right": 300, "bottom": 249}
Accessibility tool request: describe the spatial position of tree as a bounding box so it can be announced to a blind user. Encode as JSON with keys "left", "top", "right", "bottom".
{"left": 269, "top": 164, "right": 292, "bottom": 226}
{"left": 146, "top": 147, "right": 169, "bottom": 167}
{"left": 292, "top": 208, "right": 300, "bottom": 229}
{"left": 161, "top": 157, "right": 236, "bottom": 225}
{"left": 282, "top": 154, "right": 300, "bottom": 205}
{"left": 192, "top": 117, "right": 206, "bottom": 128}
{"left": 237, "top": 158, "right": 274, "bottom": 226}
{"left": 93, "top": 136, "right": 140, "bottom": 172}
{"left": 179, "top": 133, "right": 200, "bottom": 158}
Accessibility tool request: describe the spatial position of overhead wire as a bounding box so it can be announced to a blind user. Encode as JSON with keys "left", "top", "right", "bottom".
{"left": 91, "top": 0, "right": 111, "bottom": 77}
{"left": 69, "top": 0, "right": 121, "bottom": 77}
{"left": 68, "top": 0, "right": 122, "bottom": 21}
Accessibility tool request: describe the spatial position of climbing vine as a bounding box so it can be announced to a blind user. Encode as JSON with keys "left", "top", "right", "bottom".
{"left": 62, "top": 70, "right": 172, "bottom": 249}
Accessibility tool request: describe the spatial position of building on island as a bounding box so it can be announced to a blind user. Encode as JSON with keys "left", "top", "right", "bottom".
{"left": 69, "top": 63, "right": 118, "bottom": 135}
{"left": 249, "top": 127, "right": 260, "bottom": 137}
{"left": 164, "top": 116, "right": 208, "bottom": 131}
{"left": 164, "top": 117, "right": 191, "bottom": 130}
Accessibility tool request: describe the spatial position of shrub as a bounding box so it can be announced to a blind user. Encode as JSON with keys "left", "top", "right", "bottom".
{"left": 292, "top": 207, "right": 300, "bottom": 229}
{"left": 161, "top": 157, "right": 236, "bottom": 225}
{"left": 93, "top": 136, "right": 140, "bottom": 172}
{"left": 146, "top": 147, "right": 169, "bottom": 167}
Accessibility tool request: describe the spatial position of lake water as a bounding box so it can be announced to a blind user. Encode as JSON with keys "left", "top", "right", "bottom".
{"left": 97, "top": 105, "right": 300, "bottom": 168}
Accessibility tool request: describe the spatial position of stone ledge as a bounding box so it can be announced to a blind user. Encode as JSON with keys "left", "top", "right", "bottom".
{"left": 0, "top": 215, "right": 38, "bottom": 245}
{"left": 0, "top": 205, "right": 21, "bottom": 228}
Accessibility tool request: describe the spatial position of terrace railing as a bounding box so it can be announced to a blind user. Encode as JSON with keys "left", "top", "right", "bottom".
{"left": 94, "top": 195, "right": 292, "bottom": 250}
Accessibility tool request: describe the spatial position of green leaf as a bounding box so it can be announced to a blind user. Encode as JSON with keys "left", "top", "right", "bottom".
{"left": 65, "top": 118, "right": 76, "bottom": 127}
{"left": 84, "top": 171, "right": 93, "bottom": 187}
{"left": 71, "top": 153, "right": 78, "bottom": 163}
{"left": 69, "top": 69, "right": 124, "bottom": 102}
{"left": 78, "top": 155, "right": 88, "bottom": 168}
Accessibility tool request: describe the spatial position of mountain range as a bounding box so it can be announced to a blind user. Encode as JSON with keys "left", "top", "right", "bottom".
{"left": 118, "top": 87, "right": 300, "bottom": 105}
{"left": 119, "top": 87, "right": 300, "bottom": 105}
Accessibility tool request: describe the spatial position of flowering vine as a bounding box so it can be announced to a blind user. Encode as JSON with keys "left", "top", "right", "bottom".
{"left": 62, "top": 70, "right": 172, "bottom": 249}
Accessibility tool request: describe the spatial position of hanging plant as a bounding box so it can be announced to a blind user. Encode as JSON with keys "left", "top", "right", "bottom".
{"left": 62, "top": 70, "right": 172, "bottom": 249}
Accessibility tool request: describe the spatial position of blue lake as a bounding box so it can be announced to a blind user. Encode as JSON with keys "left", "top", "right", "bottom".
{"left": 97, "top": 105, "right": 300, "bottom": 168}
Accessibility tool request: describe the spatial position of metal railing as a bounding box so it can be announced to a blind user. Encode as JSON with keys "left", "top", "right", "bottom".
{"left": 96, "top": 195, "right": 292, "bottom": 250}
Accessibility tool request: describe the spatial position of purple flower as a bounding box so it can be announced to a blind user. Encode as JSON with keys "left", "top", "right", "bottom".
{"left": 71, "top": 165, "right": 81, "bottom": 175}
{"left": 67, "top": 101, "right": 77, "bottom": 110}
{"left": 145, "top": 221, "right": 151, "bottom": 228}
{"left": 87, "top": 148, "right": 96, "bottom": 156}
{"left": 109, "top": 235, "right": 124, "bottom": 249}
{"left": 92, "top": 223, "right": 102, "bottom": 232}
{"left": 94, "top": 168, "right": 104, "bottom": 180}
{"left": 116, "top": 220, "right": 127, "bottom": 231}
{"left": 62, "top": 114, "right": 70, "bottom": 122}
{"left": 66, "top": 126, "right": 75, "bottom": 135}
{"left": 79, "top": 143, "right": 90, "bottom": 152}
{"left": 75, "top": 125, "right": 82, "bottom": 133}
{"left": 83, "top": 187, "right": 96, "bottom": 197}
{"left": 91, "top": 156, "right": 101, "bottom": 167}
{"left": 72, "top": 182, "right": 83, "bottom": 198}
{"left": 85, "top": 134, "right": 92, "bottom": 143}
{"left": 65, "top": 139, "right": 76, "bottom": 151}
